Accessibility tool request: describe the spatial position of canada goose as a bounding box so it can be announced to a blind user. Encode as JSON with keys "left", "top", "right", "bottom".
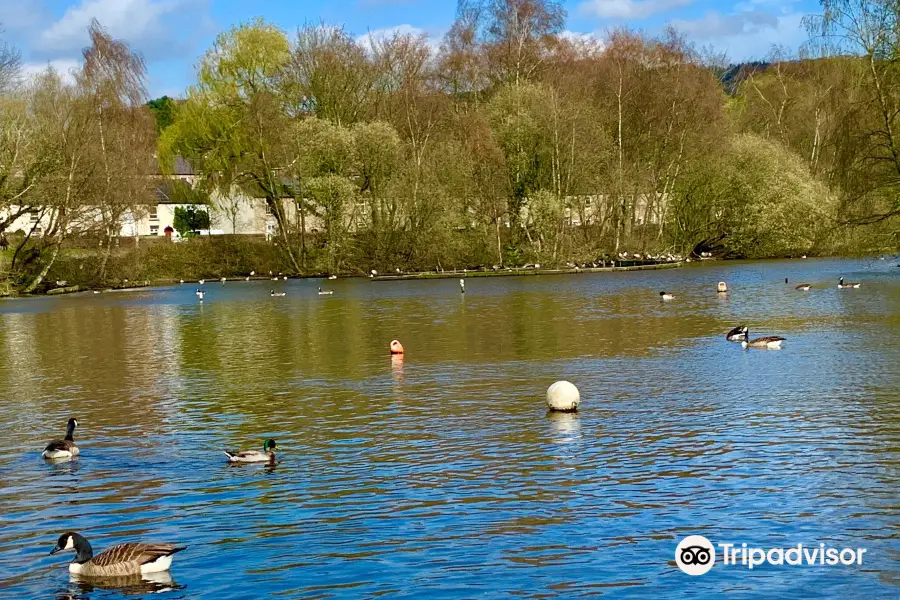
{"left": 726, "top": 326, "right": 748, "bottom": 342}
{"left": 460, "top": 279, "right": 465, "bottom": 294}
{"left": 659, "top": 291, "right": 675, "bottom": 301}
{"left": 795, "top": 283, "right": 811, "bottom": 291}
{"left": 42, "top": 418, "right": 79, "bottom": 459}
{"left": 224, "top": 439, "right": 277, "bottom": 463}
{"left": 270, "top": 290, "right": 285, "bottom": 297}
{"left": 318, "top": 287, "right": 333, "bottom": 295}
{"left": 742, "top": 330, "right": 786, "bottom": 349}
{"left": 195, "top": 289, "right": 205, "bottom": 301}
{"left": 838, "top": 277, "right": 860, "bottom": 289}
{"left": 50, "top": 532, "right": 185, "bottom": 577}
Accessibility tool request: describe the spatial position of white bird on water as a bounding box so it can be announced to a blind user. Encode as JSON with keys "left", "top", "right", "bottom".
{"left": 221, "top": 277, "right": 226, "bottom": 285}
{"left": 460, "top": 279, "right": 465, "bottom": 294}
{"left": 198, "top": 279, "right": 205, "bottom": 285}
{"left": 196, "top": 289, "right": 205, "bottom": 301}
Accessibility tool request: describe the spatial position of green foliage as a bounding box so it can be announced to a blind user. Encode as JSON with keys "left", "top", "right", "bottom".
{"left": 295, "top": 117, "right": 355, "bottom": 177}
{"left": 146, "top": 95, "right": 176, "bottom": 131}
{"left": 173, "top": 205, "right": 211, "bottom": 236}
{"left": 304, "top": 174, "right": 357, "bottom": 271}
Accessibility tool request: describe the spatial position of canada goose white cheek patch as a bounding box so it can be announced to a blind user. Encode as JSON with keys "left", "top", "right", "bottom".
{"left": 64, "top": 536, "right": 75, "bottom": 550}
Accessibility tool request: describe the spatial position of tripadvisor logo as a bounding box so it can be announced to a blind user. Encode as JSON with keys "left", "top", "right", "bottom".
{"left": 675, "top": 535, "right": 868, "bottom": 575}
{"left": 676, "top": 535, "right": 715, "bottom": 576}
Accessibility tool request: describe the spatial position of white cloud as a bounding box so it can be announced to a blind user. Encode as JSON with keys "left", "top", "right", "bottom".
{"left": 671, "top": 11, "right": 778, "bottom": 37}
{"left": 672, "top": 10, "right": 807, "bottom": 61}
{"left": 579, "top": 0, "right": 695, "bottom": 20}
{"left": 37, "top": 0, "right": 181, "bottom": 54}
{"left": 559, "top": 30, "right": 607, "bottom": 51}
{"left": 20, "top": 59, "right": 81, "bottom": 83}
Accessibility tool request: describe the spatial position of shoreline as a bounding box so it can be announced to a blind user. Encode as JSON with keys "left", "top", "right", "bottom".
{"left": 5, "top": 253, "right": 896, "bottom": 299}
{"left": 371, "top": 261, "right": 684, "bottom": 281}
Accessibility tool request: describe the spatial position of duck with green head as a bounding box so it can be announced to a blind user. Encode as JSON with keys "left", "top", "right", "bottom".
{"left": 223, "top": 439, "right": 278, "bottom": 463}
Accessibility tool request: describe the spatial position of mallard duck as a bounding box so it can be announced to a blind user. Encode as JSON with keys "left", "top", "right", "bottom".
{"left": 42, "top": 418, "right": 79, "bottom": 459}
{"left": 838, "top": 277, "right": 860, "bottom": 289}
{"left": 318, "top": 287, "right": 333, "bottom": 295}
{"left": 659, "top": 291, "right": 675, "bottom": 301}
{"left": 50, "top": 532, "right": 185, "bottom": 577}
{"left": 795, "top": 283, "right": 811, "bottom": 291}
{"left": 270, "top": 290, "right": 286, "bottom": 297}
{"left": 223, "top": 439, "right": 277, "bottom": 463}
{"left": 726, "top": 326, "right": 747, "bottom": 342}
{"left": 741, "top": 330, "right": 786, "bottom": 349}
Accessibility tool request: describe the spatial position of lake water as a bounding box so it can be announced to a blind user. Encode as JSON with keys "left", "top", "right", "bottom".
{"left": 0, "top": 258, "right": 899, "bottom": 599}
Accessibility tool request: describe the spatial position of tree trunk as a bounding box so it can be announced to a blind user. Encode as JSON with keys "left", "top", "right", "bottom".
{"left": 496, "top": 217, "right": 502, "bottom": 266}
{"left": 268, "top": 197, "right": 302, "bottom": 273}
{"left": 23, "top": 242, "right": 60, "bottom": 293}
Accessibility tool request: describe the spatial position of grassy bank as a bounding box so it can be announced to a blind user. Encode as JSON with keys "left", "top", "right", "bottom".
{"left": 2, "top": 225, "right": 896, "bottom": 297}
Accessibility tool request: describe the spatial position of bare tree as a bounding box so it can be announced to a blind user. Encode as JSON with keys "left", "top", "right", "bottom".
{"left": 78, "top": 19, "right": 155, "bottom": 278}
{"left": 0, "top": 26, "right": 21, "bottom": 93}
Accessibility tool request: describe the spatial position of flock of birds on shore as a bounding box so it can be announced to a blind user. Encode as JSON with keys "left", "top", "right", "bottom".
{"left": 36, "top": 270, "right": 867, "bottom": 580}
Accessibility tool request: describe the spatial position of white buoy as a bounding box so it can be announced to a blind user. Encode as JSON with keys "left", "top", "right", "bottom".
{"left": 460, "top": 278, "right": 465, "bottom": 293}
{"left": 546, "top": 381, "right": 580, "bottom": 412}
{"left": 717, "top": 281, "right": 728, "bottom": 293}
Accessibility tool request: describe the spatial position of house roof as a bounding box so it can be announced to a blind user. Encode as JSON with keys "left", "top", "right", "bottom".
{"left": 153, "top": 154, "right": 195, "bottom": 176}
{"left": 238, "top": 176, "right": 301, "bottom": 199}
{"left": 153, "top": 178, "right": 198, "bottom": 205}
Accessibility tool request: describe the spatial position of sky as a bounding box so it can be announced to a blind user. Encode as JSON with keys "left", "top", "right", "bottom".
{"left": 4, "top": 0, "right": 822, "bottom": 98}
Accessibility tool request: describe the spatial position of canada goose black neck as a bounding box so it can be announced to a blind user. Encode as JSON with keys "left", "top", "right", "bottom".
{"left": 64, "top": 418, "right": 77, "bottom": 442}
{"left": 53, "top": 532, "right": 93, "bottom": 564}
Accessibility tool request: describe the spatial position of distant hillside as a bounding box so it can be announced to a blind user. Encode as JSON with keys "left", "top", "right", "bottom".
{"left": 719, "top": 61, "right": 771, "bottom": 95}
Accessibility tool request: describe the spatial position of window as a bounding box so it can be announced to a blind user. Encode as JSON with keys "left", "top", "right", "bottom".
{"left": 29, "top": 212, "right": 39, "bottom": 223}
{"left": 149, "top": 206, "right": 158, "bottom": 221}
{"left": 150, "top": 225, "right": 159, "bottom": 235}
{"left": 264, "top": 202, "right": 273, "bottom": 216}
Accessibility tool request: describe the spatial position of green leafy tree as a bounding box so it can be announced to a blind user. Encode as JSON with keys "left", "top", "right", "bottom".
{"left": 173, "top": 205, "right": 211, "bottom": 236}
{"left": 146, "top": 95, "right": 176, "bottom": 131}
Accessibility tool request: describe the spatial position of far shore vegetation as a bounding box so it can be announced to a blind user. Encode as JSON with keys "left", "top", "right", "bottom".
{"left": 1, "top": 0, "right": 899, "bottom": 295}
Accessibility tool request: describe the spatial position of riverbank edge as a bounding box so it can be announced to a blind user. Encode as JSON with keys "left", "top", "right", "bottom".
{"left": 371, "top": 261, "right": 684, "bottom": 281}
{"left": 0, "top": 261, "right": 686, "bottom": 298}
